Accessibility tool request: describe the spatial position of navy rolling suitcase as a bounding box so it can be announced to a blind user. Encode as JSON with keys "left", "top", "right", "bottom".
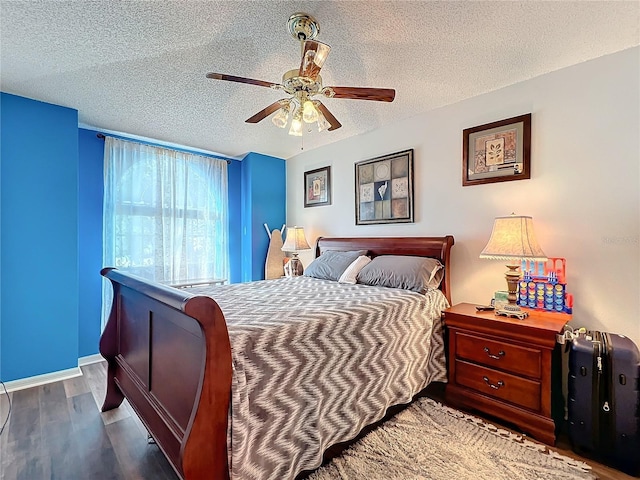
{"left": 567, "top": 330, "right": 640, "bottom": 476}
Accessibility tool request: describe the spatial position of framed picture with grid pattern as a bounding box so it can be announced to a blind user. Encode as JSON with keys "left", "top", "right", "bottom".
{"left": 355, "top": 149, "right": 414, "bottom": 225}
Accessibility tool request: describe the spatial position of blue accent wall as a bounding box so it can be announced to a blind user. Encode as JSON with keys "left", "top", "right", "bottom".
{"left": 240, "top": 152, "right": 286, "bottom": 282}
{"left": 0, "top": 92, "right": 286, "bottom": 383}
{"left": 77, "top": 129, "right": 104, "bottom": 357}
{"left": 0, "top": 93, "right": 79, "bottom": 382}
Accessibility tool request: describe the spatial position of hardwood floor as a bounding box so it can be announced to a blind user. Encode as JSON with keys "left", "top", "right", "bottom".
{"left": 0, "top": 363, "right": 177, "bottom": 480}
{"left": 0, "top": 361, "right": 635, "bottom": 480}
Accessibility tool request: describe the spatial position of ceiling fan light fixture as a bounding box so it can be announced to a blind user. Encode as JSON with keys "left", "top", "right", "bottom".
{"left": 317, "top": 109, "right": 331, "bottom": 132}
{"left": 302, "top": 99, "right": 319, "bottom": 123}
{"left": 289, "top": 110, "right": 303, "bottom": 136}
{"left": 272, "top": 104, "right": 290, "bottom": 128}
{"left": 313, "top": 44, "right": 329, "bottom": 66}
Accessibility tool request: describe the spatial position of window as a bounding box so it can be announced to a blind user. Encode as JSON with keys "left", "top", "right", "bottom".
{"left": 102, "top": 137, "right": 229, "bottom": 327}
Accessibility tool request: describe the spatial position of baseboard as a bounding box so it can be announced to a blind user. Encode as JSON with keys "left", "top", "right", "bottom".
{"left": 3, "top": 367, "right": 82, "bottom": 393}
{"left": 2, "top": 354, "right": 105, "bottom": 393}
{"left": 78, "top": 353, "right": 104, "bottom": 366}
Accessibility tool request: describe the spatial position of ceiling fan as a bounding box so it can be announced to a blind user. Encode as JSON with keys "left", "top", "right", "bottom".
{"left": 206, "top": 13, "right": 396, "bottom": 136}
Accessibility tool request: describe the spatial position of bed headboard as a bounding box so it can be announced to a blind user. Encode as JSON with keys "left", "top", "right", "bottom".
{"left": 315, "top": 236, "right": 455, "bottom": 304}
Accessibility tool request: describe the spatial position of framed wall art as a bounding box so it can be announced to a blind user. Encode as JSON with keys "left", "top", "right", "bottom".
{"left": 462, "top": 113, "right": 531, "bottom": 186}
{"left": 304, "top": 166, "right": 331, "bottom": 207}
{"left": 355, "top": 149, "right": 414, "bottom": 225}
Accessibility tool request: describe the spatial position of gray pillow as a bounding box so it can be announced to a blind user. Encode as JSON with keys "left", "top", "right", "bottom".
{"left": 356, "top": 255, "right": 444, "bottom": 293}
{"left": 304, "top": 250, "right": 368, "bottom": 281}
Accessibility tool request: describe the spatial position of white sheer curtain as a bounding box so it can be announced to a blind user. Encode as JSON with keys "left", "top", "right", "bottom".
{"left": 102, "top": 137, "right": 229, "bottom": 328}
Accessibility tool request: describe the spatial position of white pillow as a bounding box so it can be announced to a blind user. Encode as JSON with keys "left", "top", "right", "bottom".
{"left": 304, "top": 250, "right": 368, "bottom": 281}
{"left": 338, "top": 255, "right": 372, "bottom": 284}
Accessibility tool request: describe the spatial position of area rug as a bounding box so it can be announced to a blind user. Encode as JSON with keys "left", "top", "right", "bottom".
{"left": 307, "top": 397, "right": 594, "bottom": 480}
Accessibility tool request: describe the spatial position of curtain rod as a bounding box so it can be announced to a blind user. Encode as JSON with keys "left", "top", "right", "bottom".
{"left": 96, "top": 133, "right": 232, "bottom": 164}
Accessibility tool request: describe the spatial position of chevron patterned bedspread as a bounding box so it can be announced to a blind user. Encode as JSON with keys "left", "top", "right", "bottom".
{"left": 187, "top": 276, "right": 449, "bottom": 480}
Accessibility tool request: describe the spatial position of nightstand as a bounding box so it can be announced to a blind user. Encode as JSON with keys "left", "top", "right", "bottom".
{"left": 443, "top": 302, "right": 568, "bottom": 445}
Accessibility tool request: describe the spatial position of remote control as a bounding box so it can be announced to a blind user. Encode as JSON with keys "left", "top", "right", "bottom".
{"left": 475, "top": 305, "right": 495, "bottom": 311}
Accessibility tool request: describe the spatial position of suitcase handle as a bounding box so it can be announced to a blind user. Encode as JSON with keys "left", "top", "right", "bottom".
{"left": 484, "top": 346, "right": 506, "bottom": 360}
{"left": 483, "top": 376, "right": 505, "bottom": 390}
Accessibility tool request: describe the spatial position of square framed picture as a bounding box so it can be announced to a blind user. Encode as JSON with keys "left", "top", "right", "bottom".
{"left": 462, "top": 113, "right": 531, "bottom": 186}
{"left": 304, "top": 166, "right": 331, "bottom": 207}
{"left": 355, "top": 149, "right": 414, "bottom": 225}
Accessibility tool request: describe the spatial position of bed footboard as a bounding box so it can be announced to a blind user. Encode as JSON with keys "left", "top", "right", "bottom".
{"left": 99, "top": 268, "right": 232, "bottom": 480}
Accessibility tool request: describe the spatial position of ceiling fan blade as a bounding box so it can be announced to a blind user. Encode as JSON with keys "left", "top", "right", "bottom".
{"left": 315, "top": 102, "right": 342, "bottom": 131}
{"left": 206, "top": 73, "right": 280, "bottom": 89}
{"left": 245, "top": 100, "right": 286, "bottom": 124}
{"left": 323, "top": 86, "right": 395, "bottom": 102}
{"left": 299, "top": 40, "right": 331, "bottom": 80}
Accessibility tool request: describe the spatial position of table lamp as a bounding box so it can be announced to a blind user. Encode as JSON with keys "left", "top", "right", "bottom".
{"left": 281, "top": 226, "right": 311, "bottom": 276}
{"left": 480, "top": 214, "right": 547, "bottom": 308}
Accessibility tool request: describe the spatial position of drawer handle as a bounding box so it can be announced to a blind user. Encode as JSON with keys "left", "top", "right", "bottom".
{"left": 483, "top": 346, "right": 505, "bottom": 360}
{"left": 482, "top": 376, "right": 505, "bottom": 390}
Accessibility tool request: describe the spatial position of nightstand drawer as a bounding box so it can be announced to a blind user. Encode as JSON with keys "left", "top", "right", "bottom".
{"left": 455, "top": 331, "right": 542, "bottom": 379}
{"left": 455, "top": 359, "right": 541, "bottom": 411}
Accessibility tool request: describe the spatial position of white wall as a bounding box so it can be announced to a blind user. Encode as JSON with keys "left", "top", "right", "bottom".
{"left": 286, "top": 47, "right": 640, "bottom": 346}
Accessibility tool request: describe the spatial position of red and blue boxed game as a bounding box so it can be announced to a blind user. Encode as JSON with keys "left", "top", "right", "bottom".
{"left": 519, "top": 258, "right": 573, "bottom": 313}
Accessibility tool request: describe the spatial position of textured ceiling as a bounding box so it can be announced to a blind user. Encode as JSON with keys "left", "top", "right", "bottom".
{"left": 1, "top": 1, "right": 638, "bottom": 160}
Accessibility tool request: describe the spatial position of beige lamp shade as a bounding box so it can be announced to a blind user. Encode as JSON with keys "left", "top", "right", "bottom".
{"left": 480, "top": 215, "right": 547, "bottom": 261}
{"left": 281, "top": 226, "right": 311, "bottom": 253}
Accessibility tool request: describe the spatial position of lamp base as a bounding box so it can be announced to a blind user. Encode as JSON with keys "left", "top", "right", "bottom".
{"left": 284, "top": 256, "right": 304, "bottom": 277}
{"left": 505, "top": 264, "right": 521, "bottom": 308}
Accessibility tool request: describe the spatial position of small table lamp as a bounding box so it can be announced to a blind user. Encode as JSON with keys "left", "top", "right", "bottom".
{"left": 480, "top": 214, "right": 547, "bottom": 308}
{"left": 281, "top": 226, "right": 311, "bottom": 276}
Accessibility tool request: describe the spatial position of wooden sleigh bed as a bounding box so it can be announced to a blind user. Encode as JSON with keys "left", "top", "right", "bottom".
{"left": 99, "top": 236, "right": 454, "bottom": 480}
